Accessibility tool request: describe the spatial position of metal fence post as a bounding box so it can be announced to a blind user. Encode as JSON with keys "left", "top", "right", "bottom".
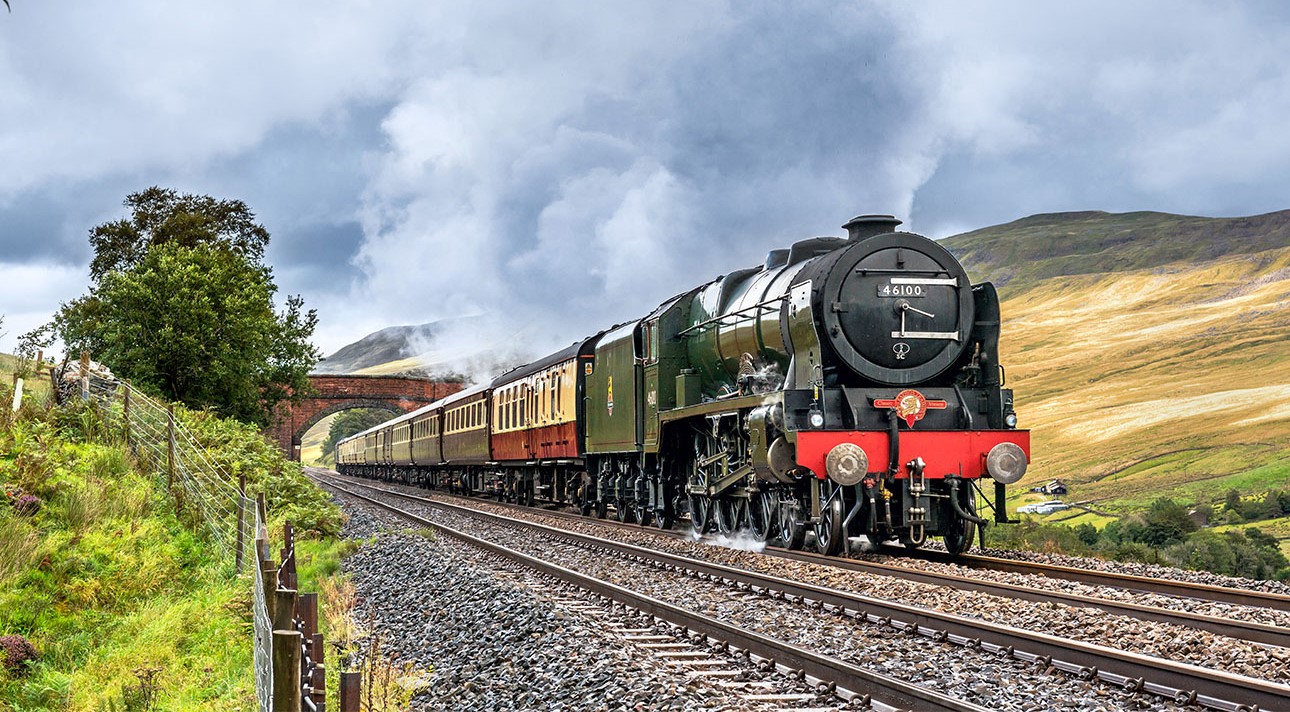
{"left": 272, "top": 630, "right": 303, "bottom": 711}
{"left": 235, "top": 475, "right": 246, "bottom": 574}
{"left": 166, "top": 404, "right": 177, "bottom": 497}
{"left": 122, "top": 387, "right": 132, "bottom": 451}
{"left": 298, "top": 593, "right": 318, "bottom": 639}
{"left": 310, "top": 632, "right": 326, "bottom": 711}
{"left": 340, "top": 671, "right": 361, "bottom": 712}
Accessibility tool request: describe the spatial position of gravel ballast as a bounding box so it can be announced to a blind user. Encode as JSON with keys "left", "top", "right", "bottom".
{"left": 333, "top": 486, "right": 1207, "bottom": 712}
{"left": 337, "top": 497, "right": 850, "bottom": 711}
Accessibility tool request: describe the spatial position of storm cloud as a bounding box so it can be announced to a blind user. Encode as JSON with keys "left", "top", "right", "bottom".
{"left": 2, "top": 1, "right": 1288, "bottom": 362}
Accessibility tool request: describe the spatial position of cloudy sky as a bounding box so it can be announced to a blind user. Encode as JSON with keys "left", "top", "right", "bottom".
{"left": 3, "top": 1, "right": 1289, "bottom": 361}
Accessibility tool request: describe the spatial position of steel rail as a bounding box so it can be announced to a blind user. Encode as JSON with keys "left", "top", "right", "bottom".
{"left": 904, "top": 549, "right": 1290, "bottom": 613}
{"left": 318, "top": 472, "right": 1290, "bottom": 712}
{"left": 314, "top": 475, "right": 986, "bottom": 712}
{"left": 324, "top": 471, "right": 1290, "bottom": 648}
{"left": 773, "top": 552, "right": 1290, "bottom": 649}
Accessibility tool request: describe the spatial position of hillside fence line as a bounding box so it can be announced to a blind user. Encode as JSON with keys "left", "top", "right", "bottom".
{"left": 32, "top": 354, "right": 363, "bottom": 711}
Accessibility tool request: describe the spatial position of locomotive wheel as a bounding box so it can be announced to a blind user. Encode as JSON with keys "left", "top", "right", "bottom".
{"left": 778, "top": 500, "right": 807, "bottom": 550}
{"left": 633, "top": 499, "right": 653, "bottom": 527}
{"left": 595, "top": 499, "right": 609, "bottom": 519}
{"left": 748, "top": 491, "right": 773, "bottom": 543}
{"left": 654, "top": 501, "right": 674, "bottom": 530}
{"left": 689, "top": 494, "right": 710, "bottom": 536}
{"left": 616, "top": 499, "right": 636, "bottom": 524}
{"left": 815, "top": 497, "right": 845, "bottom": 556}
{"left": 714, "top": 497, "right": 741, "bottom": 536}
{"left": 943, "top": 491, "right": 977, "bottom": 555}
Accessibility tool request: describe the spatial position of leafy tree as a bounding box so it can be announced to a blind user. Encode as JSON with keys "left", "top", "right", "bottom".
{"left": 1244, "top": 527, "right": 1280, "bottom": 551}
{"left": 1166, "top": 530, "right": 1289, "bottom": 579}
{"left": 48, "top": 189, "right": 319, "bottom": 425}
{"left": 321, "top": 408, "right": 393, "bottom": 460}
{"left": 87, "top": 187, "right": 269, "bottom": 283}
{"left": 1074, "top": 522, "right": 1099, "bottom": 547}
{"left": 1140, "top": 498, "right": 1198, "bottom": 546}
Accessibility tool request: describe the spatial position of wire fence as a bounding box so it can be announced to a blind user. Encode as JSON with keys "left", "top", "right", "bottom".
{"left": 73, "top": 371, "right": 252, "bottom": 567}
{"left": 252, "top": 497, "right": 276, "bottom": 712}
{"left": 57, "top": 359, "right": 363, "bottom": 712}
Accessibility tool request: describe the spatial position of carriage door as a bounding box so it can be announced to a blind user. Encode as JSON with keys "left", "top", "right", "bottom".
{"left": 642, "top": 318, "right": 661, "bottom": 450}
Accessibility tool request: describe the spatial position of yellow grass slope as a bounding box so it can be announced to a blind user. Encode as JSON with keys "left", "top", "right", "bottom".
{"left": 1000, "top": 245, "right": 1290, "bottom": 510}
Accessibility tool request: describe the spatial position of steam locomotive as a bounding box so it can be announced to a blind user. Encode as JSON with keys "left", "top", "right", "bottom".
{"left": 336, "top": 214, "right": 1030, "bottom": 555}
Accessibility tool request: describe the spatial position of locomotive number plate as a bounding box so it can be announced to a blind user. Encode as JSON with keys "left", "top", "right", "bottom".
{"left": 878, "top": 283, "right": 926, "bottom": 297}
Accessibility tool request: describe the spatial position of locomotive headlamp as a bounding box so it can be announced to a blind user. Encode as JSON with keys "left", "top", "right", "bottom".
{"left": 986, "top": 442, "right": 1028, "bottom": 484}
{"left": 1004, "top": 412, "right": 1018, "bottom": 428}
{"left": 826, "top": 443, "right": 868, "bottom": 486}
{"left": 808, "top": 409, "right": 825, "bottom": 429}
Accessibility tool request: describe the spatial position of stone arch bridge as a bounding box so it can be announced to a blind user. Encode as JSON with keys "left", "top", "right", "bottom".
{"left": 270, "top": 374, "right": 464, "bottom": 461}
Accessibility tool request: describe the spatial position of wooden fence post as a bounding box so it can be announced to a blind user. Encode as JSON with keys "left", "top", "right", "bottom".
{"left": 10, "top": 374, "right": 21, "bottom": 414}
{"left": 340, "top": 671, "right": 361, "bottom": 712}
{"left": 281, "top": 521, "right": 297, "bottom": 590}
{"left": 272, "top": 630, "right": 303, "bottom": 711}
{"left": 273, "top": 588, "right": 298, "bottom": 634}
{"left": 261, "top": 559, "right": 278, "bottom": 622}
{"left": 78, "top": 350, "right": 90, "bottom": 399}
{"left": 256, "top": 493, "right": 268, "bottom": 536}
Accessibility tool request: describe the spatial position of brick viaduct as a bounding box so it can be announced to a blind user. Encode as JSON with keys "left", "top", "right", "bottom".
{"left": 270, "top": 374, "right": 464, "bottom": 461}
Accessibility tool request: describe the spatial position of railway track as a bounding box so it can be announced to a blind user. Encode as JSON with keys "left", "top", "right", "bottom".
{"left": 318, "top": 470, "right": 1290, "bottom": 649}
{"left": 903, "top": 549, "right": 1290, "bottom": 613}
{"left": 314, "top": 471, "right": 1290, "bottom": 712}
{"left": 313, "top": 473, "right": 986, "bottom": 712}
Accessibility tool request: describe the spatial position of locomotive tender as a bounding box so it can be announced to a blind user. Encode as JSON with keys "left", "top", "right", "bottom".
{"left": 336, "top": 214, "right": 1030, "bottom": 554}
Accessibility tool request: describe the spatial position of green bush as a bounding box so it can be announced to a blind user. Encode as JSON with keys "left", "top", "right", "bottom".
{"left": 175, "top": 408, "right": 343, "bottom": 538}
{"left": 1165, "top": 529, "right": 1289, "bottom": 579}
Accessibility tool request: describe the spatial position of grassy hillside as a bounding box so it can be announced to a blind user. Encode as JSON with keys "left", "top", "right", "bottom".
{"left": 0, "top": 361, "right": 345, "bottom": 709}
{"left": 945, "top": 212, "right": 1290, "bottom": 537}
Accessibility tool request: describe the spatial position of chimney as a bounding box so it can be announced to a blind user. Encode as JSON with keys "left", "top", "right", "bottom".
{"left": 842, "top": 214, "right": 902, "bottom": 242}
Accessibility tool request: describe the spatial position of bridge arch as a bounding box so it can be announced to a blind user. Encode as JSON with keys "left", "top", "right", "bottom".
{"left": 269, "top": 374, "right": 464, "bottom": 460}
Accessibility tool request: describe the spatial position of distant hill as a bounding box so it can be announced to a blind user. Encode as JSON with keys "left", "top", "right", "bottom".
{"left": 942, "top": 209, "right": 1290, "bottom": 292}
{"left": 313, "top": 321, "right": 447, "bottom": 375}
{"left": 314, "top": 315, "right": 524, "bottom": 382}
{"left": 943, "top": 210, "right": 1289, "bottom": 545}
